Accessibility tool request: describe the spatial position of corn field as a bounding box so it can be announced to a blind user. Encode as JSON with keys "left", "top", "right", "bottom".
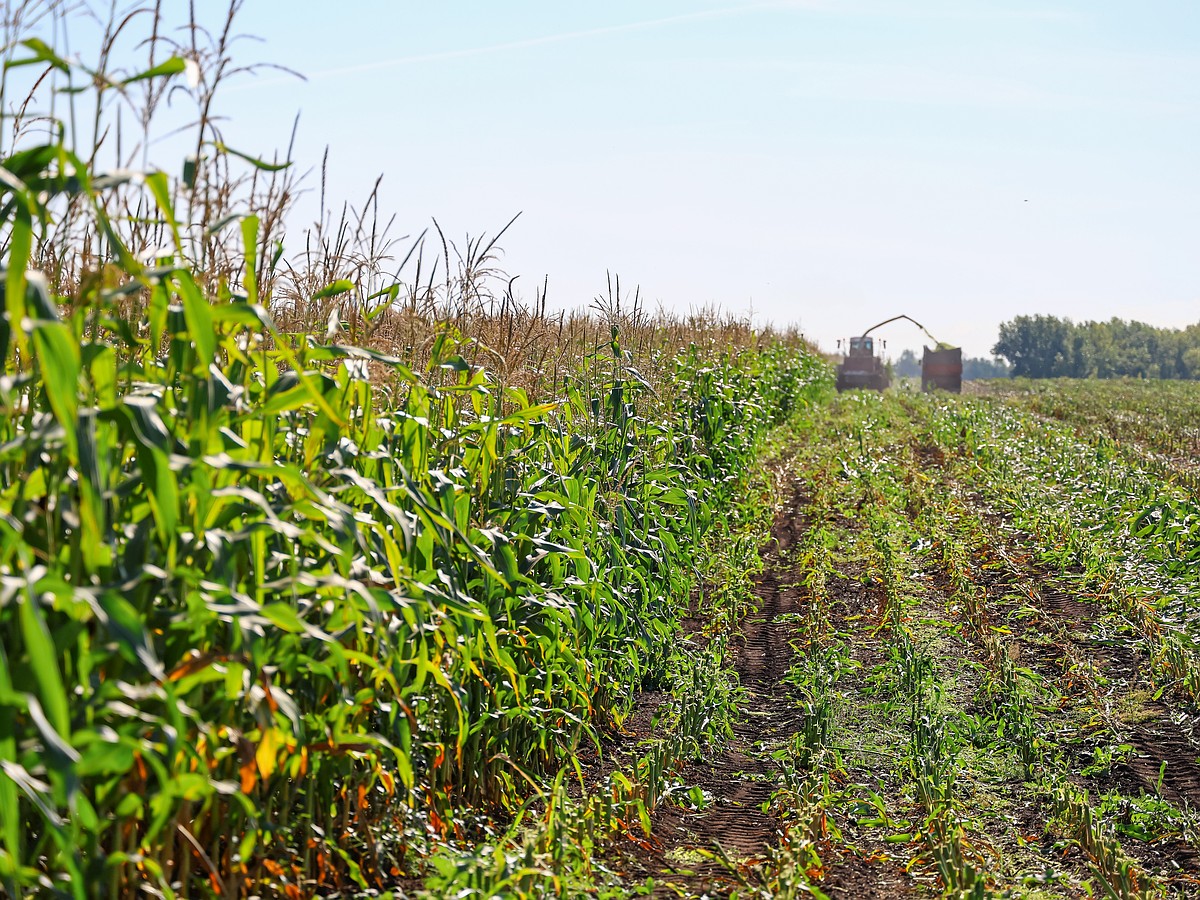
{"left": 0, "top": 115, "right": 830, "bottom": 900}
{"left": 6, "top": 5, "right": 1200, "bottom": 899}
{"left": 0, "top": 7, "right": 832, "bottom": 896}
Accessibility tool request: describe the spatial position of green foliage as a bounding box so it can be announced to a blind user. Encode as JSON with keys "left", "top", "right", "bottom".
{"left": 961, "top": 356, "right": 1012, "bottom": 380}
{"left": 993, "top": 314, "right": 1200, "bottom": 380}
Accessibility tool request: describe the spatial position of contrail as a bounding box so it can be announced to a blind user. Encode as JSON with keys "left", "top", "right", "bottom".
{"left": 231, "top": 1, "right": 826, "bottom": 89}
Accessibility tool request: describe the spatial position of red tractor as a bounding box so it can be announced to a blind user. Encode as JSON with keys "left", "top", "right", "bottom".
{"left": 835, "top": 335, "right": 890, "bottom": 391}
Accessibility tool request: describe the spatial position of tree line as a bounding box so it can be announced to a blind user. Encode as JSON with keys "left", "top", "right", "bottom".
{"left": 992, "top": 315, "right": 1200, "bottom": 380}
{"left": 893, "top": 349, "right": 1011, "bottom": 381}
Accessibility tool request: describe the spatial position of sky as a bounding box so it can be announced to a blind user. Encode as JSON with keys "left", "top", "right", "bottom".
{"left": 19, "top": 1, "right": 1200, "bottom": 358}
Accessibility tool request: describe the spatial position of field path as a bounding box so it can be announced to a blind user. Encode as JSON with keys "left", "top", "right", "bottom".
{"left": 608, "top": 487, "right": 922, "bottom": 898}
{"left": 609, "top": 491, "right": 818, "bottom": 895}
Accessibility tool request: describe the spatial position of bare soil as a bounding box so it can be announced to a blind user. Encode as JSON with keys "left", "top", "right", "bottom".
{"left": 606, "top": 492, "right": 812, "bottom": 896}
{"left": 603, "top": 490, "right": 920, "bottom": 898}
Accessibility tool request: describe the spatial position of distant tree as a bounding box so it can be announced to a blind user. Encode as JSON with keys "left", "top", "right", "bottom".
{"left": 893, "top": 349, "right": 920, "bottom": 378}
{"left": 993, "top": 315, "right": 1072, "bottom": 378}
{"left": 962, "top": 356, "right": 1011, "bottom": 380}
{"left": 993, "top": 314, "right": 1200, "bottom": 380}
{"left": 1184, "top": 345, "right": 1200, "bottom": 379}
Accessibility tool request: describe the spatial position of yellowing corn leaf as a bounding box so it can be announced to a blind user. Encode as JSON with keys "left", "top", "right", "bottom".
{"left": 256, "top": 727, "right": 282, "bottom": 780}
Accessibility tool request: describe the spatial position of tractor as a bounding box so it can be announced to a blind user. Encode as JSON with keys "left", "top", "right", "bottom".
{"left": 835, "top": 335, "right": 890, "bottom": 392}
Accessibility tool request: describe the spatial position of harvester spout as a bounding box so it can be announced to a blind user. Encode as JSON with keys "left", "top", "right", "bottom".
{"left": 861, "top": 314, "right": 946, "bottom": 348}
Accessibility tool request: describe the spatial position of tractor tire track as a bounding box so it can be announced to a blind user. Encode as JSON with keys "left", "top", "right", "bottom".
{"left": 610, "top": 491, "right": 813, "bottom": 896}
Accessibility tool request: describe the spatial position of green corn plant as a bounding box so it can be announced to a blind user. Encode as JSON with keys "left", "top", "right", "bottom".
{"left": 1049, "top": 785, "right": 1153, "bottom": 900}
{"left": 0, "top": 149, "right": 830, "bottom": 898}
{"left": 0, "top": 12, "right": 839, "bottom": 896}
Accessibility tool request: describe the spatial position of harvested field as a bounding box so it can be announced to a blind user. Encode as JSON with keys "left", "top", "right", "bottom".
{"left": 593, "top": 387, "right": 1200, "bottom": 898}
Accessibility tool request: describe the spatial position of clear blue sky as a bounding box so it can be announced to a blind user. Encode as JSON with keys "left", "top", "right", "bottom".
{"left": 43, "top": 2, "right": 1200, "bottom": 357}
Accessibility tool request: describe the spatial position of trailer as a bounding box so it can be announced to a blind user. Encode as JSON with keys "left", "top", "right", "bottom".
{"left": 922, "top": 346, "right": 963, "bottom": 393}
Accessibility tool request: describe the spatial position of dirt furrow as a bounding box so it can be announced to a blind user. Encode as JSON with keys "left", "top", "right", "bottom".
{"left": 1005, "top": 574, "right": 1200, "bottom": 810}
{"left": 610, "top": 494, "right": 811, "bottom": 896}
